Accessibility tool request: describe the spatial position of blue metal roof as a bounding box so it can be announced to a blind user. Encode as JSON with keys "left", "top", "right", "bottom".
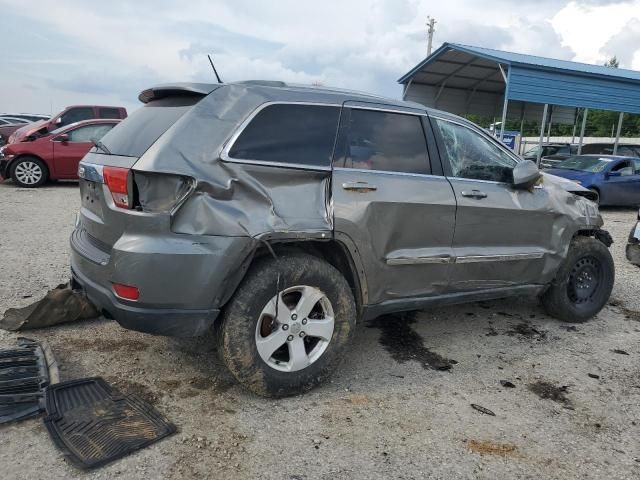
{"left": 399, "top": 43, "right": 640, "bottom": 114}
{"left": 399, "top": 42, "right": 640, "bottom": 84}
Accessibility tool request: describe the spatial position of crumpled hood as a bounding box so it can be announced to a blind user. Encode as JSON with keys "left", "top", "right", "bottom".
{"left": 542, "top": 171, "right": 598, "bottom": 201}
{"left": 9, "top": 119, "right": 49, "bottom": 143}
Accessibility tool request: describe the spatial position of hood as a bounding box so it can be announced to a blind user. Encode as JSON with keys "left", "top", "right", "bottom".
{"left": 542, "top": 172, "right": 598, "bottom": 202}
{"left": 544, "top": 168, "right": 593, "bottom": 182}
{"left": 9, "top": 119, "right": 50, "bottom": 143}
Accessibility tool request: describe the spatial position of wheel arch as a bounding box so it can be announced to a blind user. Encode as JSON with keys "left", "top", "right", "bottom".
{"left": 8, "top": 154, "right": 50, "bottom": 181}
{"left": 219, "top": 236, "right": 369, "bottom": 317}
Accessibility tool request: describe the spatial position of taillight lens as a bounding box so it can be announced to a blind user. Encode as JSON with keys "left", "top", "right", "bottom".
{"left": 112, "top": 283, "right": 140, "bottom": 300}
{"left": 103, "top": 166, "right": 130, "bottom": 209}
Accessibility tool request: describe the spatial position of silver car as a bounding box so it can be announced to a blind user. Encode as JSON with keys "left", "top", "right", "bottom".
{"left": 71, "top": 81, "right": 614, "bottom": 397}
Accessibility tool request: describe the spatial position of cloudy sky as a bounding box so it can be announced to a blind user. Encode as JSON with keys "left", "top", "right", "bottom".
{"left": 2, "top": 0, "right": 640, "bottom": 114}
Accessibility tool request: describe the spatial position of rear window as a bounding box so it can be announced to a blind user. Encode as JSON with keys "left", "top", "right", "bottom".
{"left": 99, "top": 96, "right": 200, "bottom": 157}
{"left": 227, "top": 104, "right": 340, "bottom": 167}
{"left": 98, "top": 108, "right": 122, "bottom": 119}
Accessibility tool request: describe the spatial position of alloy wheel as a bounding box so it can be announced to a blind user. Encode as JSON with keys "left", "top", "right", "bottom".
{"left": 14, "top": 161, "right": 43, "bottom": 185}
{"left": 254, "top": 285, "right": 335, "bottom": 372}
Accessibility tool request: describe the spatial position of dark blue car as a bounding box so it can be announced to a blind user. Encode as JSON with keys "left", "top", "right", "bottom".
{"left": 546, "top": 155, "right": 640, "bottom": 206}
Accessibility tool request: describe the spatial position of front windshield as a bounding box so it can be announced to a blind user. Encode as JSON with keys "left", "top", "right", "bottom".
{"left": 556, "top": 156, "right": 611, "bottom": 172}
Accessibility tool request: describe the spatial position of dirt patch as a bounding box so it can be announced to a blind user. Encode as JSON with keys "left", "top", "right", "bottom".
{"left": 619, "top": 306, "right": 640, "bottom": 322}
{"left": 188, "top": 376, "right": 216, "bottom": 390}
{"left": 105, "top": 376, "right": 158, "bottom": 404}
{"left": 367, "top": 314, "right": 457, "bottom": 371}
{"left": 506, "top": 322, "right": 547, "bottom": 341}
{"left": 465, "top": 439, "right": 518, "bottom": 457}
{"left": 61, "top": 337, "right": 151, "bottom": 353}
{"left": 528, "top": 380, "right": 571, "bottom": 405}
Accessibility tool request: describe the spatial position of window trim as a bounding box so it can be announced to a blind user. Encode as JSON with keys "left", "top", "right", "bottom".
{"left": 335, "top": 106, "right": 433, "bottom": 176}
{"left": 221, "top": 101, "right": 342, "bottom": 171}
{"left": 430, "top": 114, "right": 521, "bottom": 185}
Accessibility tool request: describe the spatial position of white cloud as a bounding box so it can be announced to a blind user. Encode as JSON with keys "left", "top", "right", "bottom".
{"left": 0, "top": 0, "right": 638, "bottom": 114}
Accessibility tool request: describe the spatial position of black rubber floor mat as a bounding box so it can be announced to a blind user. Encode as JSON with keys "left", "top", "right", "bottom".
{"left": 44, "top": 377, "right": 176, "bottom": 469}
{"left": 0, "top": 338, "right": 59, "bottom": 424}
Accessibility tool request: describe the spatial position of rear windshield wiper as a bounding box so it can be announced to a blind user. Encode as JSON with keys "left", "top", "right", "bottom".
{"left": 92, "top": 140, "right": 111, "bottom": 155}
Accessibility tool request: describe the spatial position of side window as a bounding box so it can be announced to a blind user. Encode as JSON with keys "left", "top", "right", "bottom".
{"left": 59, "top": 107, "right": 94, "bottom": 127}
{"left": 634, "top": 159, "right": 640, "bottom": 174}
{"left": 228, "top": 104, "right": 340, "bottom": 167}
{"left": 337, "top": 108, "right": 430, "bottom": 174}
{"left": 434, "top": 118, "right": 516, "bottom": 182}
{"left": 67, "top": 124, "right": 115, "bottom": 142}
{"left": 611, "top": 161, "right": 634, "bottom": 176}
{"left": 98, "top": 108, "right": 121, "bottom": 119}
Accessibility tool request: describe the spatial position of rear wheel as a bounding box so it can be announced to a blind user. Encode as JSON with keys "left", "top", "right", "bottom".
{"left": 217, "top": 253, "right": 356, "bottom": 397}
{"left": 541, "top": 236, "right": 614, "bottom": 323}
{"left": 11, "top": 156, "right": 48, "bottom": 188}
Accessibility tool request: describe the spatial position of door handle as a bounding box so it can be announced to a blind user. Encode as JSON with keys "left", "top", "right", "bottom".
{"left": 461, "top": 189, "right": 488, "bottom": 199}
{"left": 342, "top": 182, "right": 377, "bottom": 192}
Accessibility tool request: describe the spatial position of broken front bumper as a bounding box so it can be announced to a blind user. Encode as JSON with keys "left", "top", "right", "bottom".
{"left": 626, "top": 220, "right": 640, "bottom": 267}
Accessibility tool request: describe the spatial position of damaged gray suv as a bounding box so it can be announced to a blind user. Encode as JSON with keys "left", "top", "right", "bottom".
{"left": 71, "top": 81, "right": 614, "bottom": 397}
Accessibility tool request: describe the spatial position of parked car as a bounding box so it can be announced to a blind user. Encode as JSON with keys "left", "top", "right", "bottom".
{"left": 0, "top": 113, "right": 50, "bottom": 122}
{"left": 70, "top": 81, "right": 613, "bottom": 397}
{"left": 627, "top": 210, "right": 640, "bottom": 267}
{"left": 8, "top": 105, "right": 127, "bottom": 144}
{"left": 523, "top": 143, "right": 575, "bottom": 163}
{"left": 0, "top": 117, "right": 31, "bottom": 146}
{"left": 539, "top": 145, "right": 579, "bottom": 169}
{"left": 581, "top": 143, "right": 640, "bottom": 157}
{"left": 546, "top": 155, "right": 640, "bottom": 206}
{"left": 0, "top": 119, "right": 120, "bottom": 187}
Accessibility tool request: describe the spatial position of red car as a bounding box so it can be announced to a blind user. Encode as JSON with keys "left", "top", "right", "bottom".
{"left": 8, "top": 105, "right": 127, "bottom": 144}
{"left": 0, "top": 119, "right": 120, "bottom": 187}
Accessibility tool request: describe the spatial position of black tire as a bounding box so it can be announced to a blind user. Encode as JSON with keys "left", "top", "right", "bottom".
{"left": 217, "top": 252, "right": 356, "bottom": 397}
{"left": 541, "top": 236, "right": 614, "bottom": 323}
{"left": 10, "top": 156, "right": 48, "bottom": 188}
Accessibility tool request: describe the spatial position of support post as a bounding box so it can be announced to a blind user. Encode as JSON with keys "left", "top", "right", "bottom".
{"left": 613, "top": 112, "right": 624, "bottom": 155}
{"left": 499, "top": 66, "right": 510, "bottom": 141}
{"left": 571, "top": 108, "right": 578, "bottom": 143}
{"left": 577, "top": 108, "right": 589, "bottom": 155}
{"left": 537, "top": 104, "right": 549, "bottom": 167}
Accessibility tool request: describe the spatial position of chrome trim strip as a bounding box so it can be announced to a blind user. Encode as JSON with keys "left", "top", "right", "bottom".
{"left": 334, "top": 167, "right": 444, "bottom": 180}
{"left": 448, "top": 176, "right": 509, "bottom": 186}
{"left": 221, "top": 101, "right": 340, "bottom": 170}
{"left": 455, "top": 253, "right": 545, "bottom": 264}
{"left": 387, "top": 256, "right": 453, "bottom": 266}
{"left": 78, "top": 162, "right": 104, "bottom": 183}
{"left": 347, "top": 104, "right": 427, "bottom": 117}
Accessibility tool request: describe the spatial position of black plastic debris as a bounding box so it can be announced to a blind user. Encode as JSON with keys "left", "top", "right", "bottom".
{"left": 470, "top": 403, "right": 496, "bottom": 416}
{"left": 44, "top": 377, "right": 176, "bottom": 469}
{"left": 0, "top": 338, "right": 59, "bottom": 424}
{"left": 612, "top": 349, "right": 630, "bottom": 355}
{"left": 588, "top": 373, "right": 600, "bottom": 379}
{"left": 0, "top": 283, "right": 98, "bottom": 331}
{"left": 500, "top": 380, "right": 516, "bottom": 388}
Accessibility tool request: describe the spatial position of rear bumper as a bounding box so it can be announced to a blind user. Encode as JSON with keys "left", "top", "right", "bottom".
{"left": 71, "top": 261, "right": 219, "bottom": 336}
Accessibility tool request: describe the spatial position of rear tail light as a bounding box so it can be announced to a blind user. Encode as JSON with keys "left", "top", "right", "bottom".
{"left": 103, "top": 166, "right": 131, "bottom": 209}
{"left": 112, "top": 283, "right": 139, "bottom": 301}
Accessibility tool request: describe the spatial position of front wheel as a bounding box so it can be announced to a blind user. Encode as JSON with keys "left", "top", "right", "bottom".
{"left": 541, "top": 236, "right": 614, "bottom": 323}
{"left": 217, "top": 253, "right": 356, "bottom": 397}
{"left": 11, "top": 156, "right": 48, "bottom": 188}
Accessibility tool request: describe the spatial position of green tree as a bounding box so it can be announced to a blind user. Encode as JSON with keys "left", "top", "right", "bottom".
{"left": 604, "top": 56, "right": 619, "bottom": 68}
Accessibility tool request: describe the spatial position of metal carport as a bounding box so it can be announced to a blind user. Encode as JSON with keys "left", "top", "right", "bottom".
{"left": 399, "top": 43, "right": 640, "bottom": 162}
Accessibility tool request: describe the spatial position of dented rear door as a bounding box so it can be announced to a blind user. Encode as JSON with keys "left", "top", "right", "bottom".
{"left": 332, "top": 104, "right": 457, "bottom": 305}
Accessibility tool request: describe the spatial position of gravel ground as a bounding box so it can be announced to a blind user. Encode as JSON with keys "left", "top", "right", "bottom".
{"left": 0, "top": 181, "right": 639, "bottom": 480}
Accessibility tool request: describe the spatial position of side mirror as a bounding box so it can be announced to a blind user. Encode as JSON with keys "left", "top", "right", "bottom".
{"left": 607, "top": 171, "right": 622, "bottom": 178}
{"left": 55, "top": 133, "right": 70, "bottom": 143}
{"left": 512, "top": 160, "right": 542, "bottom": 189}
